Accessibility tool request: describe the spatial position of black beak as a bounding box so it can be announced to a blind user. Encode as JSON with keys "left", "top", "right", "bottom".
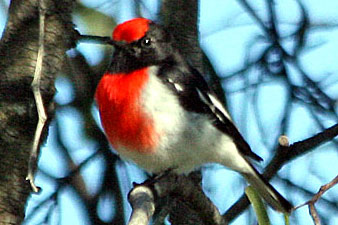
{"left": 107, "top": 40, "right": 126, "bottom": 50}
{"left": 76, "top": 34, "right": 127, "bottom": 49}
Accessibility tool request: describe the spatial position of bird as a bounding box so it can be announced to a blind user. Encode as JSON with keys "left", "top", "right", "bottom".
{"left": 95, "top": 17, "right": 293, "bottom": 213}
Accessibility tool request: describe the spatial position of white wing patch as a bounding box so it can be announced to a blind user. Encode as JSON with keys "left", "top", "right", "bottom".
{"left": 196, "top": 88, "right": 226, "bottom": 122}
{"left": 168, "top": 78, "right": 184, "bottom": 92}
{"left": 196, "top": 88, "right": 232, "bottom": 122}
{"left": 196, "top": 88, "right": 209, "bottom": 105}
{"left": 207, "top": 93, "right": 232, "bottom": 120}
{"left": 174, "top": 83, "right": 184, "bottom": 92}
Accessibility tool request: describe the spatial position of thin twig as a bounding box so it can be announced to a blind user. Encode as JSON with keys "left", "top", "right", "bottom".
{"left": 26, "top": 0, "right": 47, "bottom": 193}
{"left": 309, "top": 204, "right": 321, "bottom": 225}
{"left": 285, "top": 123, "right": 338, "bottom": 161}
{"left": 236, "top": 0, "right": 270, "bottom": 37}
{"left": 279, "top": 175, "right": 338, "bottom": 209}
{"left": 224, "top": 124, "right": 338, "bottom": 221}
{"left": 295, "top": 175, "right": 338, "bottom": 225}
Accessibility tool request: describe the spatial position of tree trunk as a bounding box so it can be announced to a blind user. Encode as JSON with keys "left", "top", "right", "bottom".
{"left": 0, "top": 0, "right": 75, "bottom": 223}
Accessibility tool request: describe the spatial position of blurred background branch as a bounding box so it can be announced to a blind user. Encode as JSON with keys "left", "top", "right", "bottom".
{"left": 0, "top": 0, "right": 337, "bottom": 225}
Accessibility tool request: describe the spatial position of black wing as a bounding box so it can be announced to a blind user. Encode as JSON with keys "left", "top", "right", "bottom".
{"left": 158, "top": 63, "right": 263, "bottom": 161}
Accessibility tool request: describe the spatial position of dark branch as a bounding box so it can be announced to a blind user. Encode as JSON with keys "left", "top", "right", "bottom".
{"left": 224, "top": 124, "right": 338, "bottom": 222}
{"left": 128, "top": 173, "right": 226, "bottom": 225}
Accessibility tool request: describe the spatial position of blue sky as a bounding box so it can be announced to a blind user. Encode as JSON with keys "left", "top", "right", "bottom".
{"left": 1, "top": 0, "right": 338, "bottom": 224}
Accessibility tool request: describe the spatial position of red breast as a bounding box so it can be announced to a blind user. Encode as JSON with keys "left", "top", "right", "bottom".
{"left": 95, "top": 67, "right": 158, "bottom": 153}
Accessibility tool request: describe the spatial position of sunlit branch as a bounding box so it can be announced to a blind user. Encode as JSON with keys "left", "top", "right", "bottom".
{"left": 27, "top": 0, "right": 47, "bottom": 193}
{"left": 295, "top": 175, "right": 338, "bottom": 225}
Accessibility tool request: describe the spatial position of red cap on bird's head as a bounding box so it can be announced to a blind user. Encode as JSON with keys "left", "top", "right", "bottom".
{"left": 113, "top": 18, "right": 151, "bottom": 43}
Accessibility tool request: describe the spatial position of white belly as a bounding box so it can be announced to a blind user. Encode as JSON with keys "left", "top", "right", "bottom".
{"left": 115, "top": 67, "right": 250, "bottom": 174}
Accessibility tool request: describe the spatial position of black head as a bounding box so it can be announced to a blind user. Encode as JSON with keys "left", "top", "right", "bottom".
{"left": 109, "top": 18, "right": 176, "bottom": 73}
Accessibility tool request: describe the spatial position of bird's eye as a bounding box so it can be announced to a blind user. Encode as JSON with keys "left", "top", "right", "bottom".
{"left": 142, "top": 38, "right": 152, "bottom": 47}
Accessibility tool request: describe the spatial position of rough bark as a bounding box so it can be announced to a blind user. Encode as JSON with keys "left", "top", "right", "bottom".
{"left": 0, "top": 0, "right": 75, "bottom": 223}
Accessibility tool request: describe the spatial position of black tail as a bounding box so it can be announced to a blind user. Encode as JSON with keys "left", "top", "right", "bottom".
{"left": 241, "top": 165, "right": 293, "bottom": 213}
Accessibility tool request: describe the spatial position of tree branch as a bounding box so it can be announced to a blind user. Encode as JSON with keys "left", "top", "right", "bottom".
{"left": 224, "top": 124, "right": 338, "bottom": 222}
{"left": 26, "top": 0, "right": 47, "bottom": 193}
{"left": 128, "top": 185, "right": 155, "bottom": 225}
{"left": 128, "top": 173, "right": 226, "bottom": 225}
{"left": 296, "top": 175, "right": 338, "bottom": 225}
{"left": 0, "top": 0, "right": 76, "bottom": 223}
